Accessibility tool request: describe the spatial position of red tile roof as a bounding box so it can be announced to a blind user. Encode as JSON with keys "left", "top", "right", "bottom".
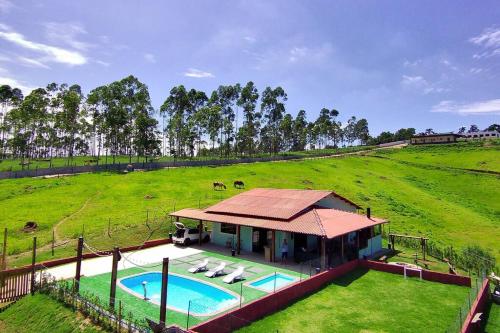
{"left": 205, "top": 188, "right": 360, "bottom": 220}
{"left": 171, "top": 206, "right": 387, "bottom": 238}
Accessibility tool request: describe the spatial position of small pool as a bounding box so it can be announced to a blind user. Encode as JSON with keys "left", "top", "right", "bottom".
{"left": 248, "top": 273, "right": 298, "bottom": 292}
{"left": 119, "top": 272, "right": 239, "bottom": 316}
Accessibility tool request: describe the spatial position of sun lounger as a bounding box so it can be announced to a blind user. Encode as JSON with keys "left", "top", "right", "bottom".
{"left": 188, "top": 259, "right": 209, "bottom": 273}
{"left": 205, "top": 262, "right": 226, "bottom": 278}
{"left": 223, "top": 266, "right": 244, "bottom": 284}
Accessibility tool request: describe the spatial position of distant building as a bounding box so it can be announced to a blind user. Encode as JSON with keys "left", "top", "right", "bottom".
{"left": 462, "top": 131, "right": 500, "bottom": 140}
{"left": 410, "top": 133, "right": 462, "bottom": 145}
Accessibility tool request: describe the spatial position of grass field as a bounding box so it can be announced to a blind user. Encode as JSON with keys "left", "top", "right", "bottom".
{"left": 0, "top": 293, "right": 104, "bottom": 333}
{"left": 1, "top": 140, "right": 498, "bottom": 268}
{"left": 373, "top": 140, "right": 500, "bottom": 172}
{"left": 0, "top": 145, "right": 374, "bottom": 172}
{"left": 79, "top": 250, "right": 303, "bottom": 329}
{"left": 236, "top": 268, "right": 469, "bottom": 333}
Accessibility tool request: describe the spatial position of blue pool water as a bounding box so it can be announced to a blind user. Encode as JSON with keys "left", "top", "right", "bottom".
{"left": 249, "top": 273, "right": 297, "bottom": 292}
{"left": 119, "top": 272, "right": 238, "bottom": 316}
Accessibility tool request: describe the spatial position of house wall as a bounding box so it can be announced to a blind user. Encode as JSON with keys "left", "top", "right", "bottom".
{"left": 410, "top": 135, "right": 458, "bottom": 144}
{"left": 273, "top": 231, "right": 295, "bottom": 260}
{"left": 316, "top": 194, "right": 357, "bottom": 212}
{"left": 358, "top": 234, "right": 382, "bottom": 259}
{"left": 211, "top": 222, "right": 252, "bottom": 252}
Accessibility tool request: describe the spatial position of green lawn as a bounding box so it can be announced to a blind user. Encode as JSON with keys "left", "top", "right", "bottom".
{"left": 0, "top": 145, "right": 374, "bottom": 172}
{"left": 373, "top": 140, "right": 500, "bottom": 172}
{"left": 0, "top": 293, "right": 104, "bottom": 333}
{"left": 236, "top": 268, "right": 470, "bottom": 333}
{"left": 79, "top": 250, "right": 304, "bottom": 329}
{"left": 1, "top": 140, "right": 498, "bottom": 268}
{"left": 485, "top": 302, "right": 500, "bottom": 333}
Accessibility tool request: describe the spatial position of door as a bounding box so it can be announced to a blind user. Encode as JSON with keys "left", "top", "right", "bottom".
{"left": 252, "top": 228, "right": 268, "bottom": 252}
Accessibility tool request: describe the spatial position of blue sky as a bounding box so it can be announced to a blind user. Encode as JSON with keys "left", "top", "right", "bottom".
{"left": 0, "top": 0, "right": 499, "bottom": 135}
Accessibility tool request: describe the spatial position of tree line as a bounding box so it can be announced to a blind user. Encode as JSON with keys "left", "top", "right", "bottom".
{"left": 0, "top": 76, "right": 371, "bottom": 162}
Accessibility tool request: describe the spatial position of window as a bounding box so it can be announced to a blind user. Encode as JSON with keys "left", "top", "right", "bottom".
{"left": 220, "top": 223, "right": 236, "bottom": 234}
{"left": 188, "top": 228, "right": 199, "bottom": 235}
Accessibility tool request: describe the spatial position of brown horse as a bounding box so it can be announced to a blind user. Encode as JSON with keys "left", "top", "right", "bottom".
{"left": 213, "top": 182, "right": 226, "bottom": 190}
{"left": 234, "top": 180, "right": 245, "bottom": 189}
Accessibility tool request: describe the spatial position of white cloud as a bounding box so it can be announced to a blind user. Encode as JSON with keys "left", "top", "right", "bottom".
{"left": 403, "top": 59, "right": 421, "bottom": 67}
{"left": 440, "top": 59, "right": 458, "bottom": 71}
{"left": 0, "top": 24, "right": 87, "bottom": 66}
{"left": 288, "top": 44, "right": 333, "bottom": 63}
{"left": 469, "top": 26, "right": 500, "bottom": 58}
{"left": 401, "top": 75, "right": 449, "bottom": 94}
{"left": 43, "top": 22, "right": 92, "bottom": 51}
{"left": 244, "top": 36, "right": 256, "bottom": 43}
{"left": 183, "top": 68, "right": 214, "bottom": 78}
{"left": 0, "top": 0, "right": 14, "bottom": 13}
{"left": 470, "top": 67, "right": 483, "bottom": 74}
{"left": 95, "top": 59, "right": 110, "bottom": 67}
{"left": 17, "top": 56, "right": 50, "bottom": 69}
{"left": 431, "top": 99, "right": 500, "bottom": 115}
{"left": 0, "top": 76, "right": 36, "bottom": 94}
{"left": 144, "top": 53, "right": 156, "bottom": 63}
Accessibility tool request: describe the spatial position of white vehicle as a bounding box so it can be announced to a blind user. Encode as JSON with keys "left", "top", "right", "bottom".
{"left": 172, "top": 222, "right": 210, "bottom": 245}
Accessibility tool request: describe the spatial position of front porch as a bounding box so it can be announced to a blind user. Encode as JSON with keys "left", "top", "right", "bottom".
{"left": 175, "top": 216, "right": 384, "bottom": 271}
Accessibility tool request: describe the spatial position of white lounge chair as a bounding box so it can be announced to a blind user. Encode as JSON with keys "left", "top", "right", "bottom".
{"left": 223, "top": 266, "right": 245, "bottom": 284}
{"left": 205, "top": 262, "right": 226, "bottom": 278}
{"left": 188, "top": 259, "right": 209, "bottom": 273}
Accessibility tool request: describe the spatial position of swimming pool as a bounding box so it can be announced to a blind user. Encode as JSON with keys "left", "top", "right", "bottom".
{"left": 119, "top": 272, "right": 239, "bottom": 316}
{"left": 247, "top": 273, "right": 298, "bottom": 292}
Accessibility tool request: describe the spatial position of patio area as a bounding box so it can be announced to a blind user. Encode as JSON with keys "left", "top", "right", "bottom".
{"left": 76, "top": 245, "right": 307, "bottom": 329}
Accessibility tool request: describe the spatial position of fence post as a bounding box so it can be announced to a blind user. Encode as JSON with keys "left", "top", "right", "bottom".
{"left": 109, "top": 247, "right": 120, "bottom": 309}
{"left": 159, "top": 257, "right": 169, "bottom": 327}
{"left": 74, "top": 236, "right": 84, "bottom": 293}
{"left": 1, "top": 228, "right": 7, "bottom": 271}
{"left": 30, "top": 236, "right": 37, "bottom": 295}
{"left": 51, "top": 229, "right": 55, "bottom": 256}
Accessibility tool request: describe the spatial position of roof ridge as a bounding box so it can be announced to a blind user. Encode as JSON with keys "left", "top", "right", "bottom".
{"left": 312, "top": 208, "right": 327, "bottom": 237}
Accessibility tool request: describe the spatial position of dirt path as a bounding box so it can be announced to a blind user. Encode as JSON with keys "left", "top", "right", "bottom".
{"left": 7, "top": 193, "right": 98, "bottom": 264}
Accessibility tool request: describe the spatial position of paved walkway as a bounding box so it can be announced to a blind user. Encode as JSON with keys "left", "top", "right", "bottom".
{"left": 45, "top": 244, "right": 202, "bottom": 280}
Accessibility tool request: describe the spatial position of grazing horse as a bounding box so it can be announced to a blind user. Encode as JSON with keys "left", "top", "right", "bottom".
{"left": 213, "top": 182, "right": 226, "bottom": 190}
{"left": 234, "top": 180, "right": 245, "bottom": 189}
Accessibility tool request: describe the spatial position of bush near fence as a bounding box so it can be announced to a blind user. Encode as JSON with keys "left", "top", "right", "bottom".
{"left": 382, "top": 231, "right": 497, "bottom": 274}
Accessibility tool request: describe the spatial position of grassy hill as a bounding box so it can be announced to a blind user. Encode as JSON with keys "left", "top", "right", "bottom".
{"left": 0, "top": 140, "right": 498, "bottom": 267}
{"left": 0, "top": 294, "right": 104, "bottom": 333}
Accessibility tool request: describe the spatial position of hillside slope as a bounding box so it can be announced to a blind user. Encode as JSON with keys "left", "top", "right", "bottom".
{"left": 0, "top": 141, "right": 498, "bottom": 266}
{"left": 0, "top": 294, "right": 103, "bottom": 333}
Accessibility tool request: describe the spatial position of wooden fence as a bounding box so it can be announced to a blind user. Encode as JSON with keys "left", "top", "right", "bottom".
{"left": 0, "top": 267, "right": 32, "bottom": 302}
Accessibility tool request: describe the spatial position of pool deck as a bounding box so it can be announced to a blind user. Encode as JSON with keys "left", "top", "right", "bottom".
{"left": 189, "top": 242, "right": 317, "bottom": 275}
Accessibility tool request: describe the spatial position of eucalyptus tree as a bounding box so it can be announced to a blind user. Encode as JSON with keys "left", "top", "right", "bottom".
{"left": 260, "top": 86, "right": 287, "bottom": 154}
{"left": 236, "top": 81, "right": 260, "bottom": 155}
{"left": 187, "top": 89, "right": 208, "bottom": 157}
{"left": 354, "top": 118, "right": 370, "bottom": 145}
{"left": 280, "top": 113, "right": 294, "bottom": 151}
{"left": 291, "top": 110, "right": 308, "bottom": 151}
{"left": 212, "top": 84, "right": 240, "bottom": 156}
{"left": 54, "top": 84, "right": 86, "bottom": 161}
{"left": 6, "top": 88, "right": 49, "bottom": 160}
{"left": 161, "top": 85, "right": 190, "bottom": 157}
{"left": 0, "top": 85, "right": 23, "bottom": 158}
{"left": 345, "top": 116, "right": 358, "bottom": 146}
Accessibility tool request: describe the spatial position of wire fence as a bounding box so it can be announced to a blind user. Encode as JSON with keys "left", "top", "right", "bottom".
{"left": 37, "top": 266, "right": 157, "bottom": 333}
{"left": 381, "top": 230, "right": 497, "bottom": 275}
{"left": 444, "top": 272, "right": 488, "bottom": 333}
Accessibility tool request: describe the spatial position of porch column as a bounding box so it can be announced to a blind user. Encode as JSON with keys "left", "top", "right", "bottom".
{"left": 320, "top": 237, "right": 327, "bottom": 271}
{"left": 198, "top": 220, "right": 203, "bottom": 245}
{"left": 341, "top": 235, "right": 345, "bottom": 263}
{"left": 236, "top": 225, "right": 241, "bottom": 255}
{"left": 271, "top": 230, "right": 276, "bottom": 262}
